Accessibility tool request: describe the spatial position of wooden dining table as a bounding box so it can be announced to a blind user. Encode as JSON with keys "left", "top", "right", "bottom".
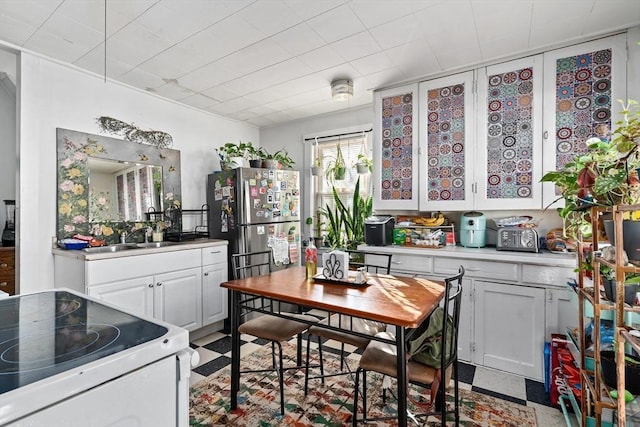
{"left": 221, "top": 266, "right": 445, "bottom": 426}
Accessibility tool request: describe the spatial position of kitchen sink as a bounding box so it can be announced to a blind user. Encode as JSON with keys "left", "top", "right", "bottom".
{"left": 135, "top": 241, "right": 179, "bottom": 248}
{"left": 83, "top": 244, "right": 137, "bottom": 253}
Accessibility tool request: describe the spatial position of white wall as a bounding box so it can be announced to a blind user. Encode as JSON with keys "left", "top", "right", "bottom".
{"left": 17, "top": 51, "right": 258, "bottom": 293}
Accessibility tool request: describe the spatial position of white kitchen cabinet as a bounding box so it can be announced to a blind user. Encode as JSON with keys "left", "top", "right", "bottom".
{"left": 155, "top": 268, "right": 202, "bottom": 331}
{"left": 541, "top": 34, "right": 627, "bottom": 209}
{"left": 87, "top": 276, "right": 154, "bottom": 318}
{"left": 86, "top": 265, "right": 202, "bottom": 331}
{"left": 201, "top": 246, "right": 228, "bottom": 326}
{"left": 474, "top": 280, "right": 545, "bottom": 380}
{"left": 418, "top": 71, "right": 475, "bottom": 211}
{"left": 53, "top": 241, "right": 229, "bottom": 332}
{"left": 373, "top": 83, "right": 420, "bottom": 210}
{"left": 361, "top": 244, "right": 577, "bottom": 380}
{"left": 475, "top": 55, "right": 544, "bottom": 210}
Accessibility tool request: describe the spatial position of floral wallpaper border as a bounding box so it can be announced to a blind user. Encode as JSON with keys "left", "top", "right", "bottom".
{"left": 56, "top": 128, "right": 181, "bottom": 243}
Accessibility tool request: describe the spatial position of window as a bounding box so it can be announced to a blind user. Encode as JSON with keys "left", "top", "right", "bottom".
{"left": 313, "top": 134, "right": 371, "bottom": 224}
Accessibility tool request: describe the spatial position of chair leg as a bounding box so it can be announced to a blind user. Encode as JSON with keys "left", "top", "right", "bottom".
{"left": 271, "top": 341, "right": 277, "bottom": 368}
{"left": 454, "top": 360, "right": 460, "bottom": 425}
{"left": 339, "top": 342, "right": 346, "bottom": 370}
{"left": 362, "top": 369, "right": 368, "bottom": 420}
{"left": 352, "top": 367, "right": 361, "bottom": 427}
{"left": 275, "top": 341, "right": 285, "bottom": 416}
{"left": 316, "top": 335, "right": 325, "bottom": 384}
{"left": 304, "top": 333, "right": 311, "bottom": 396}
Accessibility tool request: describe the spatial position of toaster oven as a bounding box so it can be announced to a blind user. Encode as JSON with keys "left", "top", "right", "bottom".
{"left": 496, "top": 227, "right": 539, "bottom": 252}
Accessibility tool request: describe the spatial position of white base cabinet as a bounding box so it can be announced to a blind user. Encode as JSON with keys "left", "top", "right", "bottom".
{"left": 54, "top": 242, "right": 228, "bottom": 332}
{"left": 474, "top": 281, "right": 545, "bottom": 379}
{"left": 361, "top": 244, "right": 576, "bottom": 381}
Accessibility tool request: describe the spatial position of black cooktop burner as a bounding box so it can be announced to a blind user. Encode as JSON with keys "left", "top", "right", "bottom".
{"left": 0, "top": 291, "right": 168, "bottom": 394}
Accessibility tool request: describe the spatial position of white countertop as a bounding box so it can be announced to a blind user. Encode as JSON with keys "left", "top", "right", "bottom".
{"left": 358, "top": 244, "right": 577, "bottom": 268}
{"left": 52, "top": 239, "right": 228, "bottom": 261}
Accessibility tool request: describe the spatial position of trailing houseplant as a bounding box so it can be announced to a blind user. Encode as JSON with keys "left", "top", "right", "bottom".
{"left": 541, "top": 100, "right": 640, "bottom": 239}
{"left": 355, "top": 152, "right": 372, "bottom": 174}
{"left": 324, "top": 143, "right": 346, "bottom": 183}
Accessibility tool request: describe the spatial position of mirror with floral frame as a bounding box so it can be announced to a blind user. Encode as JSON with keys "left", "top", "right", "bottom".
{"left": 56, "top": 128, "right": 181, "bottom": 243}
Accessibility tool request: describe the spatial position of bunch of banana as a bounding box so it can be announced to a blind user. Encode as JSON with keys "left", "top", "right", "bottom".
{"left": 415, "top": 213, "right": 445, "bottom": 227}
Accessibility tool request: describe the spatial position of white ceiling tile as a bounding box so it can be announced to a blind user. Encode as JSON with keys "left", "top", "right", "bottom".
{"left": 156, "top": 0, "right": 251, "bottom": 33}
{"left": 330, "top": 31, "right": 380, "bottom": 62}
{"left": 134, "top": 53, "right": 191, "bottom": 81}
{"left": 270, "top": 23, "right": 325, "bottom": 56}
{"left": 73, "top": 43, "right": 133, "bottom": 78}
{"left": 238, "top": 0, "right": 302, "bottom": 36}
{"left": 585, "top": 0, "right": 640, "bottom": 32}
{"left": 368, "top": 13, "right": 424, "bottom": 50}
{"left": 282, "top": 0, "right": 348, "bottom": 21}
{"left": 178, "top": 61, "right": 244, "bottom": 92}
{"left": 306, "top": 4, "right": 366, "bottom": 43}
{"left": 359, "top": 67, "right": 407, "bottom": 90}
{"left": 133, "top": 3, "right": 212, "bottom": 44}
{"left": 350, "top": 51, "right": 394, "bottom": 75}
{"left": 117, "top": 67, "right": 166, "bottom": 91}
{"left": 201, "top": 85, "right": 243, "bottom": 103}
{"left": 107, "top": 23, "right": 174, "bottom": 67}
{"left": 0, "top": 12, "right": 40, "bottom": 46}
{"left": 228, "top": 39, "right": 293, "bottom": 74}
{"left": 179, "top": 93, "right": 220, "bottom": 109}
{"left": 317, "top": 63, "right": 363, "bottom": 83}
{"left": 58, "top": 0, "right": 153, "bottom": 38}
{"left": 298, "top": 45, "right": 346, "bottom": 71}
{"left": 0, "top": 0, "right": 62, "bottom": 28}
{"left": 349, "top": 0, "right": 439, "bottom": 28}
{"left": 152, "top": 80, "right": 197, "bottom": 99}
{"left": 24, "top": 31, "right": 93, "bottom": 63}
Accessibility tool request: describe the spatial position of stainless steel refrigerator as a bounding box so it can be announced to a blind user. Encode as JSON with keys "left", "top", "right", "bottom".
{"left": 207, "top": 168, "right": 301, "bottom": 274}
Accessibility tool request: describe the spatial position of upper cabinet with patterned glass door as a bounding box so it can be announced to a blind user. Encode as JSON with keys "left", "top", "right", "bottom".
{"left": 475, "top": 55, "right": 544, "bottom": 210}
{"left": 541, "top": 35, "right": 627, "bottom": 209}
{"left": 418, "top": 72, "right": 475, "bottom": 211}
{"left": 373, "top": 83, "right": 419, "bottom": 210}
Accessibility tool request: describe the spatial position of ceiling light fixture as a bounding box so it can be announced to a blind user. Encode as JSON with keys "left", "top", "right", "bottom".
{"left": 331, "top": 79, "right": 353, "bottom": 101}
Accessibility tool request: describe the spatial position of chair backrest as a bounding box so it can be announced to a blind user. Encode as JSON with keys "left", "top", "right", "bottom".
{"left": 407, "top": 265, "right": 464, "bottom": 370}
{"left": 231, "top": 250, "right": 272, "bottom": 280}
{"left": 442, "top": 265, "right": 464, "bottom": 368}
{"left": 345, "top": 250, "right": 392, "bottom": 274}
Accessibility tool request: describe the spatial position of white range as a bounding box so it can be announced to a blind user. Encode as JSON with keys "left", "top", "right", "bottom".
{"left": 0, "top": 289, "right": 193, "bottom": 426}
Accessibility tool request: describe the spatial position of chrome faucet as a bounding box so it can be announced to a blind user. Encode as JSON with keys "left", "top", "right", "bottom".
{"left": 122, "top": 227, "right": 150, "bottom": 243}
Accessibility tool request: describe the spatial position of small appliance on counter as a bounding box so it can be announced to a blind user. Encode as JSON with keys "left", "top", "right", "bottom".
{"left": 496, "top": 227, "right": 539, "bottom": 252}
{"left": 2, "top": 200, "right": 15, "bottom": 247}
{"left": 364, "top": 215, "right": 395, "bottom": 246}
{"left": 459, "top": 211, "right": 486, "bottom": 248}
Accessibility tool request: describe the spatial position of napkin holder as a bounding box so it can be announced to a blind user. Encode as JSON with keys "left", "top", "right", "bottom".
{"left": 322, "top": 250, "right": 349, "bottom": 280}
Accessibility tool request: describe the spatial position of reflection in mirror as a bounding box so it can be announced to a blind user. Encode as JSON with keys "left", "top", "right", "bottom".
{"left": 88, "top": 158, "right": 163, "bottom": 222}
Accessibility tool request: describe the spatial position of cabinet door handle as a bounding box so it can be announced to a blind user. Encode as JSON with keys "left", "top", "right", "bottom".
{"left": 0, "top": 263, "right": 7, "bottom": 269}
{"left": 148, "top": 283, "right": 154, "bottom": 288}
{"left": 209, "top": 250, "right": 221, "bottom": 254}
{"left": 204, "top": 272, "right": 209, "bottom": 276}
{"left": 391, "top": 261, "right": 403, "bottom": 265}
{"left": 0, "top": 282, "right": 7, "bottom": 287}
{"left": 543, "top": 130, "right": 549, "bottom": 140}
{"left": 156, "top": 282, "right": 162, "bottom": 287}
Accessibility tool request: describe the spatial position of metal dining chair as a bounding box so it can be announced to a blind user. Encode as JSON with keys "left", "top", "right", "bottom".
{"left": 303, "top": 250, "right": 393, "bottom": 394}
{"left": 231, "top": 250, "right": 318, "bottom": 416}
{"left": 351, "top": 265, "right": 465, "bottom": 426}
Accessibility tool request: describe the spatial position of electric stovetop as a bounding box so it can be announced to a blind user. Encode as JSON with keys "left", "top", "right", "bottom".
{"left": 0, "top": 290, "right": 169, "bottom": 394}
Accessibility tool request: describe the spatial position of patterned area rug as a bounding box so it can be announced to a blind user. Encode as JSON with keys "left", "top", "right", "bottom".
{"left": 190, "top": 342, "right": 537, "bottom": 426}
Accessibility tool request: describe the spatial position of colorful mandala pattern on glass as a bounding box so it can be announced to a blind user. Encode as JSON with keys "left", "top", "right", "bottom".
{"left": 555, "top": 48, "right": 612, "bottom": 175}
{"left": 485, "top": 67, "right": 534, "bottom": 199}
{"left": 381, "top": 92, "right": 413, "bottom": 200}
{"left": 427, "top": 83, "right": 466, "bottom": 201}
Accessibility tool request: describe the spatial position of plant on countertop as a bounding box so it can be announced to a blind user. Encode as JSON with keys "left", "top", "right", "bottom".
{"left": 319, "top": 177, "right": 372, "bottom": 250}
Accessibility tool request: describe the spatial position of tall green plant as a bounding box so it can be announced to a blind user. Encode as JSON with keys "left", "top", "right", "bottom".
{"left": 319, "top": 177, "right": 372, "bottom": 250}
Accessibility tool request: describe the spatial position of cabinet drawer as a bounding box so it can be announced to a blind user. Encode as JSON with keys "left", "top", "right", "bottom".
{"left": 0, "top": 251, "right": 15, "bottom": 270}
{"left": 390, "top": 253, "right": 432, "bottom": 274}
{"left": 201, "top": 246, "right": 227, "bottom": 266}
{"left": 522, "top": 264, "right": 574, "bottom": 287}
{"left": 434, "top": 257, "right": 518, "bottom": 282}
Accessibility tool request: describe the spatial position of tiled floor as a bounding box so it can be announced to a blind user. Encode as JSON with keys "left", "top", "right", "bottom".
{"left": 190, "top": 312, "right": 569, "bottom": 426}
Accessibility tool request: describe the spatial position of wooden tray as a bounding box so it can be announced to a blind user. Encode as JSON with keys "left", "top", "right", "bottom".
{"left": 312, "top": 272, "right": 369, "bottom": 287}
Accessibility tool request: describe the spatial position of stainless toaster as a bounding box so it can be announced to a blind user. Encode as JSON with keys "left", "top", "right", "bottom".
{"left": 496, "top": 227, "right": 539, "bottom": 252}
